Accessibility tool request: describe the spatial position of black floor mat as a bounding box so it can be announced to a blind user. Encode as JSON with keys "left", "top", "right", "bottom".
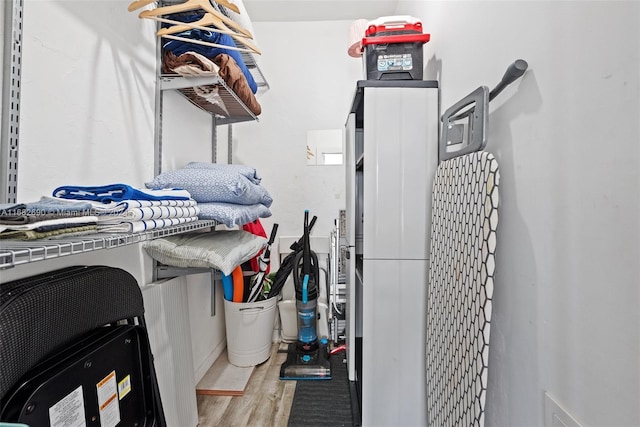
{"left": 287, "top": 351, "right": 354, "bottom": 427}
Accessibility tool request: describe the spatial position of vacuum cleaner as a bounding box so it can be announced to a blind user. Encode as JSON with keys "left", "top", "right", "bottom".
{"left": 280, "top": 210, "right": 332, "bottom": 380}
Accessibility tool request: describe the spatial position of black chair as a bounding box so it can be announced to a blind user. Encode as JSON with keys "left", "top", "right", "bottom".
{"left": 0, "top": 265, "right": 166, "bottom": 426}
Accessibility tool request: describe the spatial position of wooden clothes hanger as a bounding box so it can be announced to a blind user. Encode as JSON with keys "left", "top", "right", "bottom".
{"left": 212, "top": 0, "right": 240, "bottom": 14}
{"left": 150, "top": 15, "right": 262, "bottom": 54}
{"left": 160, "top": 33, "right": 254, "bottom": 54}
{"left": 128, "top": 0, "right": 155, "bottom": 12}
{"left": 128, "top": 0, "right": 239, "bottom": 14}
{"left": 139, "top": 0, "right": 252, "bottom": 39}
{"left": 157, "top": 11, "right": 240, "bottom": 37}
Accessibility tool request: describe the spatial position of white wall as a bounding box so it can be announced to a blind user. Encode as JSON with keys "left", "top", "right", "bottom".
{"left": 394, "top": 1, "right": 640, "bottom": 426}
{"left": 5, "top": 0, "right": 158, "bottom": 278}
{"left": 17, "top": 1, "right": 157, "bottom": 199}
{"left": 232, "top": 20, "right": 364, "bottom": 241}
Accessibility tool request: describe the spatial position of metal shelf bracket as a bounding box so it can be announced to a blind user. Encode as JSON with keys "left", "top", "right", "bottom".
{"left": 1, "top": 0, "right": 24, "bottom": 203}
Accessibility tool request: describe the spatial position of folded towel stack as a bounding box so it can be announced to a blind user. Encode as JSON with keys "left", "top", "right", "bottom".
{"left": 0, "top": 197, "right": 98, "bottom": 240}
{"left": 52, "top": 183, "right": 200, "bottom": 234}
{"left": 0, "top": 184, "right": 201, "bottom": 240}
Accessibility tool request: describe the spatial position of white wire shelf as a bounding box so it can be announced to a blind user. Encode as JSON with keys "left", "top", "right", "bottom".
{"left": 160, "top": 46, "right": 268, "bottom": 124}
{"left": 0, "top": 220, "right": 218, "bottom": 270}
{"left": 161, "top": 74, "right": 259, "bottom": 124}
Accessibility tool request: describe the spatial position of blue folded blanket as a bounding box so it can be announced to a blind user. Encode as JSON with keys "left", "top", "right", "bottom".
{"left": 53, "top": 184, "right": 192, "bottom": 203}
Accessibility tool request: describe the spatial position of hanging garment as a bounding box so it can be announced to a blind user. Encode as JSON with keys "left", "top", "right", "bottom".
{"left": 161, "top": 11, "right": 258, "bottom": 94}
{"left": 213, "top": 53, "right": 261, "bottom": 115}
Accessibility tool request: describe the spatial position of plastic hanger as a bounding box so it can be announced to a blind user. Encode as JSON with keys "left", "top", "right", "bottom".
{"left": 150, "top": 14, "right": 261, "bottom": 54}
{"left": 139, "top": 0, "right": 252, "bottom": 39}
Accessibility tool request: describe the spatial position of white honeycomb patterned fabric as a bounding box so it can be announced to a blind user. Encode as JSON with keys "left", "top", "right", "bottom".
{"left": 426, "top": 151, "right": 500, "bottom": 427}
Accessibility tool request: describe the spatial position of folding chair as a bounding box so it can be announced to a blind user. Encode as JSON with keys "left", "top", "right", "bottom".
{"left": 0, "top": 265, "right": 166, "bottom": 426}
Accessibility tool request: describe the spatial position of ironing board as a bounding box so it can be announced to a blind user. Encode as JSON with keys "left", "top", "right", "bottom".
{"left": 426, "top": 82, "right": 498, "bottom": 427}
{"left": 426, "top": 148, "right": 499, "bottom": 426}
{"left": 426, "top": 60, "right": 526, "bottom": 426}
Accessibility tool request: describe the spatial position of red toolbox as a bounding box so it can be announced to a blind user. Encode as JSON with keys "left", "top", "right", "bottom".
{"left": 362, "top": 16, "right": 431, "bottom": 80}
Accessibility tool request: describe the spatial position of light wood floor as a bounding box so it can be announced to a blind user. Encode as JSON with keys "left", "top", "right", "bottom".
{"left": 196, "top": 343, "right": 296, "bottom": 427}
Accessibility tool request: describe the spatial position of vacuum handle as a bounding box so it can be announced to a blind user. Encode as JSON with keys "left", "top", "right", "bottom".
{"left": 302, "top": 210, "right": 311, "bottom": 275}
{"left": 289, "top": 215, "right": 318, "bottom": 251}
{"left": 489, "top": 59, "right": 528, "bottom": 101}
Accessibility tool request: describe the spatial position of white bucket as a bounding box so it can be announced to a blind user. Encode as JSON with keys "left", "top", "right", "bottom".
{"left": 224, "top": 296, "right": 278, "bottom": 367}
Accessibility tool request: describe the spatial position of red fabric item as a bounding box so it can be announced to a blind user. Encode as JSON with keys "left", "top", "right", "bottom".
{"left": 243, "top": 219, "right": 268, "bottom": 273}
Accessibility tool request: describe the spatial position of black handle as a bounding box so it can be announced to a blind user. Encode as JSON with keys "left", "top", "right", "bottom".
{"left": 489, "top": 59, "right": 528, "bottom": 101}
{"left": 290, "top": 215, "right": 318, "bottom": 251}
{"left": 262, "top": 223, "right": 279, "bottom": 260}
{"left": 267, "top": 223, "right": 279, "bottom": 245}
{"left": 308, "top": 215, "right": 317, "bottom": 232}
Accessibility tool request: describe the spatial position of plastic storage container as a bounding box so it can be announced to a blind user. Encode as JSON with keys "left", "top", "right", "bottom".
{"left": 362, "top": 16, "right": 431, "bottom": 80}
{"left": 224, "top": 296, "right": 278, "bottom": 367}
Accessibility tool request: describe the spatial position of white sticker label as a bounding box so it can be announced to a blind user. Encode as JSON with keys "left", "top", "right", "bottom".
{"left": 96, "top": 371, "right": 120, "bottom": 427}
{"left": 377, "top": 53, "right": 413, "bottom": 71}
{"left": 49, "top": 386, "right": 86, "bottom": 427}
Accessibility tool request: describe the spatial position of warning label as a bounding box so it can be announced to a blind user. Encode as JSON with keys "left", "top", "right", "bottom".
{"left": 96, "top": 371, "right": 120, "bottom": 427}
{"left": 49, "top": 386, "right": 86, "bottom": 427}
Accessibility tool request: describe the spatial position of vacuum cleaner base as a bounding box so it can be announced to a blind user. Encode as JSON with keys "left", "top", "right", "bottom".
{"left": 280, "top": 342, "right": 332, "bottom": 380}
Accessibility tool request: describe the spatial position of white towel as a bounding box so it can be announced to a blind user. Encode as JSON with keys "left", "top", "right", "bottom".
{"left": 0, "top": 215, "right": 98, "bottom": 233}
{"left": 97, "top": 216, "right": 199, "bottom": 233}
{"left": 44, "top": 196, "right": 198, "bottom": 216}
{"left": 98, "top": 206, "right": 200, "bottom": 222}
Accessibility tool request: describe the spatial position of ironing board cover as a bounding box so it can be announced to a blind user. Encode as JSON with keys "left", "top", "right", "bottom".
{"left": 426, "top": 151, "right": 499, "bottom": 426}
